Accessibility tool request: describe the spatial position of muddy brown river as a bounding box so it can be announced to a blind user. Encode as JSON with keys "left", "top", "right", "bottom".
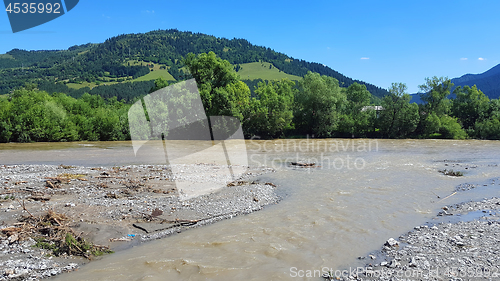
{"left": 1, "top": 139, "right": 499, "bottom": 280}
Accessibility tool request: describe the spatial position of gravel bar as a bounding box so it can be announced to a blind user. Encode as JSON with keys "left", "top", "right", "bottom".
{"left": 0, "top": 164, "right": 279, "bottom": 280}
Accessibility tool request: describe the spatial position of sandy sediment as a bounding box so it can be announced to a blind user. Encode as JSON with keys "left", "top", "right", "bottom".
{"left": 0, "top": 164, "right": 279, "bottom": 280}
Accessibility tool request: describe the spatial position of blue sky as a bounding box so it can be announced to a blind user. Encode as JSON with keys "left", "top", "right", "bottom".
{"left": 1, "top": 0, "right": 499, "bottom": 93}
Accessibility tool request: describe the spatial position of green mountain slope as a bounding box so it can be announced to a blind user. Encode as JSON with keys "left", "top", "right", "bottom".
{"left": 0, "top": 29, "right": 389, "bottom": 101}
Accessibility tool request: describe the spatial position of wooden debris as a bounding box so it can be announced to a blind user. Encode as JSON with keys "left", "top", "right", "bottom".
{"left": 8, "top": 233, "right": 19, "bottom": 244}
{"left": 105, "top": 193, "right": 119, "bottom": 199}
{"left": 45, "top": 180, "right": 58, "bottom": 188}
{"left": 109, "top": 238, "right": 131, "bottom": 242}
{"left": 8, "top": 209, "right": 114, "bottom": 259}
{"left": 1, "top": 227, "right": 22, "bottom": 236}
{"left": 17, "top": 199, "right": 34, "bottom": 218}
{"left": 96, "top": 182, "right": 108, "bottom": 188}
{"left": 227, "top": 180, "right": 247, "bottom": 187}
{"left": 437, "top": 192, "right": 458, "bottom": 203}
{"left": 29, "top": 194, "right": 51, "bottom": 202}
{"left": 151, "top": 208, "right": 163, "bottom": 217}
{"left": 162, "top": 218, "right": 200, "bottom": 224}
{"left": 57, "top": 173, "right": 87, "bottom": 180}
{"left": 45, "top": 177, "right": 70, "bottom": 182}
{"left": 290, "top": 162, "right": 316, "bottom": 167}
{"left": 123, "top": 179, "right": 144, "bottom": 189}
{"left": 95, "top": 176, "right": 123, "bottom": 179}
{"left": 152, "top": 188, "right": 175, "bottom": 194}
{"left": 45, "top": 177, "right": 70, "bottom": 188}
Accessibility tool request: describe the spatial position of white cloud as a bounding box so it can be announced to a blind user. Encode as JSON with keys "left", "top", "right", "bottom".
{"left": 478, "top": 57, "right": 485, "bottom": 61}
{"left": 360, "top": 57, "right": 370, "bottom": 60}
{"left": 460, "top": 58, "right": 468, "bottom": 60}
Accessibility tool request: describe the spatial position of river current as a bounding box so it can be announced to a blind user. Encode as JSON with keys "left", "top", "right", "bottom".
{"left": 1, "top": 139, "right": 499, "bottom": 280}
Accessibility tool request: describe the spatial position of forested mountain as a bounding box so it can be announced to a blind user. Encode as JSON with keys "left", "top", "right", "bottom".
{"left": 0, "top": 29, "right": 388, "bottom": 100}
{"left": 450, "top": 64, "right": 500, "bottom": 100}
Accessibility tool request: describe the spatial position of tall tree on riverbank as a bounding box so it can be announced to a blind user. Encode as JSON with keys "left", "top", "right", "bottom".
{"left": 451, "top": 85, "right": 490, "bottom": 135}
{"left": 474, "top": 98, "right": 500, "bottom": 139}
{"left": 377, "top": 83, "right": 419, "bottom": 138}
{"left": 294, "top": 72, "right": 346, "bottom": 137}
{"left": 245, "top": 79, "right": 296, "bottom": 138}
{"left": 419, "top": 76, "right": 453, "bottom": 116}
{"left": 184, "top": 52, "right": 250, "bottom": 121}
{"left": 338, "top": 82, "right": 375, "bottom": 137}
{"left": 417, "top": 76, "right": 467, "bottom": 139}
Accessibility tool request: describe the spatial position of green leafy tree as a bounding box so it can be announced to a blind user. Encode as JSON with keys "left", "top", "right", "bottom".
{"left": 246, "top": 79, "right": 296, "bottom": 138}
{"left": 224, "top": 80, "right": 251, "bottom": 121}
{"left": 184, "top": 52, "right": 249, "bottom": 121}
{"left": 338, "top": 83, "right": 375, "bottom": 137}
{"left": 294, "top": 72, "right": 346, "bottom": 137}
{"left": 0, "top": 96, "right": 13, "bottom": 142}
{"left": 377, "top": 83, "right": 419, "bottom": 138}
{"left": 92, "top": 107, "right": 123, "bottom": 141}
{"left": 438, "top": 115, "right": 467, "bottom": 139}
{"left": 475, "top": 116, "right": 500, "bottom": 140}
{"left": 421, "top": 112, "right": 441, "bottom": 137}
{"left": 150, "top": 77, "right": 169, "bottom": 93}
{"left": 419, "top": 76, "right": 453, "bottom": 116}
{"left": 474, "top": 99, "right": 500, "bottom": 140}
{"left": 451, "top": 85, "right": 489, "bottom": 134}
{"left": 417, "top": 76, "right": 466, "bottom": 138}
{"left": 0, "top": 87, "right": 131, "bottom": 143}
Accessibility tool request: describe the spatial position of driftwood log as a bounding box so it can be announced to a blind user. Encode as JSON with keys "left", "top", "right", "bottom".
{"left": 290, "top": 162, "right": 316, "bottom": 167}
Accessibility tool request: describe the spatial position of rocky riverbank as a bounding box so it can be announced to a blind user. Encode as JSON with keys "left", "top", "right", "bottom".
{"left": 0, "top": 164, "right": 279, "bottom": 280}
{"left": 325, "top": 197, "right": 500, "bottom": 281}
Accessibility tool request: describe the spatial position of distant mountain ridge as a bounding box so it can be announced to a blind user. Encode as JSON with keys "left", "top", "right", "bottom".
{"left": 0, "top": 29, "right": 389, "bottom": 100}
{"left": 410, "top": 63, "right": 500, "bottom": 104}
{"left": 450, "top": 63, "right": 500, "bottom": 99}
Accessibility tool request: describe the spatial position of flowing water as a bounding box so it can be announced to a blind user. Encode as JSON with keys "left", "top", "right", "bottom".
{"left": 1, "top": 139, "right": 500, "bottom": 280}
